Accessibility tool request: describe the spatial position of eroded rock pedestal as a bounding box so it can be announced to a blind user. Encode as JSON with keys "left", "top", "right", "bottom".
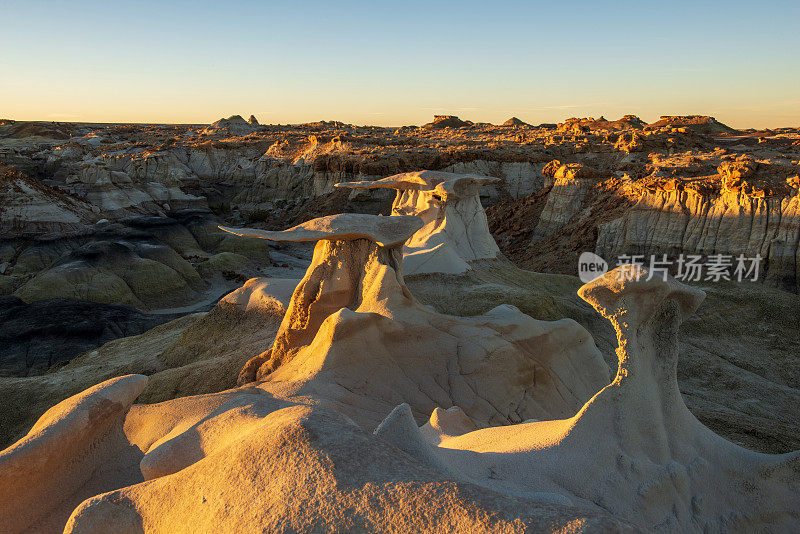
{"left": 336, "top": 170, "right": 502, "bottom": 274}
{"left": 375, "top": 266, "right": 800, "bottom": 532}
{"left": 222, "top": 213, "right": 610, "bottom": 429}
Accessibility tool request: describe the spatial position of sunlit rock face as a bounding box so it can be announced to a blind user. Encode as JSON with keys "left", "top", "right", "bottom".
{"left": 0, "top": 374, "right": 148, "bottom": 533}
{"left": 337, "top": 171, "right": 502, "bottom": 275}
{"left": 49, "top": 387, "right": 631, "bottom": 534}
{"left": 4, "top": 115, "right": 798, "bottom": 298}
{"left": 532, "top": 160, "right": 603, "bottom": 241}
{"left": 376, "top": 266, "right": 800, "bottom": 533}
{"left": 222, "top": 213, "right": 610, "bottom": 429}
{"left": 203, "top": 114, "right": 257, "bottom": 136}
{"left": 595, "top": 186, "right": 800, "bottom": 292}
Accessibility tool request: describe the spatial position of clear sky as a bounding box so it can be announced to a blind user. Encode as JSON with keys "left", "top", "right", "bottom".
{"left": 2, "top": 0, "right": 798, "bottom": 128}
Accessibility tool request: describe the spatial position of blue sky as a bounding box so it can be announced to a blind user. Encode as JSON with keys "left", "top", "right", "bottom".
{"left": 2, "top": 0, "right": 798, "bottom": 127}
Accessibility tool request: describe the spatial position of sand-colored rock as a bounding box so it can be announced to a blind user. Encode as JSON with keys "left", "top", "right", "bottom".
{"left": 63, "top": 397, "right": 631, "bottom": 533}
{"left": 221, "top": 212, "right": 423, "bottom": 248}
{"left": 0, "top": 273, "right": 298, "bottom": 449}
{"left": 0, "top": 375, "right": 147, "bottom": 533}
{"left": 228, "top": 213, "right": 610, "bottom": 429}
{"left": 377, "top": 266, "right": 800, "bottom": 532}
{"left": 595, "top": 185, "right": 800, "bottom": 292}
{"left": 0, "top": 163, "right": 97, "bottom": 238}
{"left": 532, "top": 160, "right": 603, "bottom": 241}
{"left": 203, "top": 115, "right": 256, "bottom": 136}
{"left": 337, "top": 171, "right": 502, "bottom": 274}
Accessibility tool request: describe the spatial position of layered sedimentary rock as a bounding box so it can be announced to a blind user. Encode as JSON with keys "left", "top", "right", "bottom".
{"left": 489, "top": 151, "right": 800, "bottom": 292}
{"left": 7, "top": 383, "right": 627, "bottom": 534}
{"left": 595, "top": 184, "right": 800, "bottom": 292}
{"left": 223, "top": 213, "right": 610, "bottom": 428}
{"left": 376, "top": 266, "right": 800, "bottom": 532}
{"left": 0, "top": 374, "right": 148, "bottom": 533}
{"left": 0, "top": 163, "right": 97, "bottom": 238}
{"left": 3, "top": 264, "right": 796, "bottom": 532}
{"left": 532, "top": 160, "right": 603, "bottom": 241}
{"left": 1, "top": 184, "right": 272, "bottom": 309}
{"left": 336, "top": 171, "right": 502, "bottom": 274}
{"left": 4, "top": 114, "right": 797, "bottom": 303}
{"left": 0, "top": 296, "right": 178, "bottom": 376}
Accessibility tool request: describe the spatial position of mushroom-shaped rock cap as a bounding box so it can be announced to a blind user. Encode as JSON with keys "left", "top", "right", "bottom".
{"left": 220, "top": 213, "right": 423, "bottom": 248}
{"left": 335, "top": 170, "right": 499, "bottom": 192}
{"left": 578, "top": 264, "right": 705, "bottom": 325}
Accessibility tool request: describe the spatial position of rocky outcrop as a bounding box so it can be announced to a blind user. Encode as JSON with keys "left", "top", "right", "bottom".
{"left": 0, "top": 375, "right": 148, "bottom": 533}
{"left": 502, "top": 117, "right": 529, "bottom": 128}
{"left": 421, "top": 115, "right": 471, "bottom": 130}
{"left": 337, "top": 171, "right": 503, "bottom": 274}
{"left": 486, "top": 150, "right": 800, "bottom": 292}
{"left": 595, "top": 185, "right": 800, "bottom": 292}
{"left": 0, "top": 164, "right": 97, "bottom": 238}
{"left": 532, "top": 160, "right": 603, "bottom": 241}
{"left": 203, "top": 115, "right": 256, "bottom": 136}
{"left": 58, "top": 392, "right": 629, "bottom": 533}
{"left": 377, "top": 266, "right": 800, "bottom": 532}
{"left": 224, "top": 213, "right": 610, "bottom": 429}
{"left": 559, "top": 115, "right": 646, "bottom": 132}
{"left": 3, "top": 211, "right": 272, "bottom": 310}
{"left": 646, "top": 115, "right": 738, "bottom": 135}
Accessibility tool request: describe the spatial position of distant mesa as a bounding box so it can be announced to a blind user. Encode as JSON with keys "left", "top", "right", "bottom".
{"left": 646, "top": 115, "right": 738, "bottom": 135}
{"left": 558, "top": 115, "right": 646, "bottom": 132}
{"left": 421, "top": 115, "right": 471, "bottom": 130}
{"left": 0, "top": 120, "right": 72, "bottom": 140}
{"left": 204, "top": 114, "right": 257, "bottom": 136}
{"left": 502, "top": 117, "right": 530, "bottom": 128}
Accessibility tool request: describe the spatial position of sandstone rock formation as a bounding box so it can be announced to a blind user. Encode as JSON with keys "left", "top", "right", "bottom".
{"left": 646, "top": 115, "right": 738, "bottom": 135}
{"left": 223, "top": 213, "right": 610, "bottom": 429}
{"left": 0, "top": 112, "right": 800, "bottom": 531}
{"left": 3, "top": 263, "right": 796, "bottom": 532}
{"left": 0, "top": 374, "right": 148, "bottom": 533}
{"left": 376, "top": 266, "right": 800, "bottom": 532}
{"left": 558, "top": 115, "right": 646, "bottom": 132}
{"left": 489, "top": 149, "right": 800, "bottom": 293}
{"left": 55, "top": 388, "right": 630, "bottom": 533}
{"left": 0, "top": 163, "right": 97, "bottom": 238}
{"left": 336, "top": 171, "right": 503, "bottom": 274}
{"left": 203, "top": 114, "right": 256, "bottom": 136}
{"left": 421, "top": 114, "right": 471, "bottom": 130}
{"left": 502, "top": 117, "right": 529, "bottom": 128}
{"left": 0, "top": 271, "right": 299, "bottom": 449}
{"left": 3, "top": 114, "right": 797, "bottom": 304}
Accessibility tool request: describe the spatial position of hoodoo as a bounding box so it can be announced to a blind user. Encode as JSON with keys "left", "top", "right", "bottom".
{"left": 221, "top": 214, "right": 424, "bottom": 382}
{"left": 221, "top": 213, "right": 611, "bottom": 429}
{"left": 376, "top": 266, "right": 800, "bottom": 532}
{"left": 336, "top": 171, "right": 502, "bottom": 275}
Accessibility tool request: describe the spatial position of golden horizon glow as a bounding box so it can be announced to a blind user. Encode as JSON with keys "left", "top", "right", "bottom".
{"left": 2, "top": 1, "right": 799, "bottom": 130}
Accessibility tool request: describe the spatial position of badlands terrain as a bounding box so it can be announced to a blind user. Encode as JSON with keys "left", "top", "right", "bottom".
{"left": 0, "top": 113, "right": 799, "bottom": 532}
